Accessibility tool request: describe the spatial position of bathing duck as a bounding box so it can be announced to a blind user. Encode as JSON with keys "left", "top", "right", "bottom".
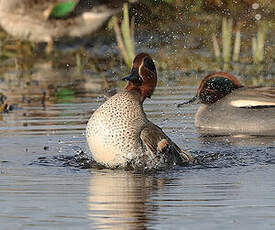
{"left": 86, "top": 53, "right": 192, "bottom": 169}
{"left": 178, "top": 72, "right": 275, "bottom": 133}
{"left": 0, "top": 0, "right": 133, "bottom": 49}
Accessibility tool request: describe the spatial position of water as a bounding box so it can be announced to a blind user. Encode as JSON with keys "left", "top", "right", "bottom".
{"left": 1, "top": 70, "right": 275, "bottom": 230}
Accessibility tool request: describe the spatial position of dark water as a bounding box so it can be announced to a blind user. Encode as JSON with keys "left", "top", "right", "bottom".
{"left": 1, "top": 69, "right": 275, "bottom": 230}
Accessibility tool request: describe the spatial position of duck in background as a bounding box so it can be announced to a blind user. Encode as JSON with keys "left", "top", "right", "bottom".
{"left": 0, "top": 93, "right": 15, "bottom": 113}
{"left": 0, "top": 93, "right": 7, "bottom": 113}
{"left": 86, "top": 53, "right": 192, "bottom": 170}
{"left": 178, "top": 72, "right": 275, "bottom": 134}
{"left": 0, "top": 0, "right": 135, "bottom": 51}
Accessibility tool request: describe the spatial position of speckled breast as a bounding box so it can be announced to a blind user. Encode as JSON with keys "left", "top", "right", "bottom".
{"left": 86, "top": 91, "right": 147, "bottom": 167}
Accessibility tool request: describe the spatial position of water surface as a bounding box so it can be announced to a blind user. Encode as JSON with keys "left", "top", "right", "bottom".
{"left": 1, "top": 71, "right": 275, "bottom": 230}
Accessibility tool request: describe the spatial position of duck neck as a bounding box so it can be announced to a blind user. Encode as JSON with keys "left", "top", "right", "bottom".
{"left": 125, "top": 83, "right": 148, "bottom": 103}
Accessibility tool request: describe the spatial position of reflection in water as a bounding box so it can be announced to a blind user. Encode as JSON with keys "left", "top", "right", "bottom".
{"left": 0, "top": 61, "right": 109, "bottom": 106}
{"left": 0, "top": 60, "right": 119, "bottom": 136}
{"left": 87, "top": 170, "right": 164, "bottom": 230}
{"left": 0, "top": 59, "right": 275, "bottom": 229}
{"left": 197, "top": 128, "right": 275, "bottom": 146}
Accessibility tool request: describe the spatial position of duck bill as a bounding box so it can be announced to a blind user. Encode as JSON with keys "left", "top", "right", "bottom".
{"left": 122, "top": 68, "right": 139, "bottom": 82}
{"left": 177, "top": 95, "right": 199, "bottom": 107}
{"left": 122, "top": 73, "right": 134, "bottom": 81}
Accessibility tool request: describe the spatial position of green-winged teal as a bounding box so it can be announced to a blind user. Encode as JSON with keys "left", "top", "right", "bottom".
{"left": 178, "top": 72, "right": 275, "bottom": 133}
{"left": 0, "top": 0, "right": 132, "bottom": 47}
{"left": 86, "top": 53, "right": 192, "bottom": 169}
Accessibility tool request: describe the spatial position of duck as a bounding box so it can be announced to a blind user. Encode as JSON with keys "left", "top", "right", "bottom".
{"left": 0, "top": 93, "right": 7, "bottom": 113}
{"left": 0, "top": 0, "right": 133, "bottom": 50}
{"left": 86, "top": 53, "right": 192, "bottom": 169}
{"left": 178, "top": 72, "right": 275, "bottom": 133}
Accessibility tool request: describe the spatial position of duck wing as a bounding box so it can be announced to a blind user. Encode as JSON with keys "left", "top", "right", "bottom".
{"left": 230, "top": 87, "right": 275, "bottom": 108}
{"left": 140, "top": 122, "right": 192, "bottom": 166}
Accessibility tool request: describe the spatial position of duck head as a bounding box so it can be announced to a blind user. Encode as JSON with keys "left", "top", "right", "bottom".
{"left": 123, "top": 53, "right": 157, "bottom": 103}
{"left": 178, "top": 72, "right": 243, "bottom": 107}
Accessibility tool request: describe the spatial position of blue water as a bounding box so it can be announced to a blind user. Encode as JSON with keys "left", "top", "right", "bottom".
{"left": 1, "top": 72, "right": 275, "bottom": 230}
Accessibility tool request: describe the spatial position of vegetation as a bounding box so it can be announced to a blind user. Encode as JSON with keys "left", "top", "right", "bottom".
{"left": 252, "top": 25, "right": 265, "bottom": 64}
{"left": 232, "top": 24, "right": 241, "bottom": 62}
{"left": 0, "top": 0, "right": 274, "bottom": 76}
{"left": 222, "top": 17, "right": 233, "bottom": 63}
{"left": 212, "top": 17, "right": 241, "bottom": 65}
{"left": 113, "top": 3, "right": 136, "bottom": 68}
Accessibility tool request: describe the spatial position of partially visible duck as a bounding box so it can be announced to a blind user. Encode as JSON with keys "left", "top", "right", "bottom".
{"left": 178, "top": 72, "right": 275, "bottom": 133}
{"left": 0, "top": 93, "right": 7, "bottom": 113}
{"left": 0, "top": 0, "right": 133, "bottom": 49}
{"left": 86, "top": 53, "right": 192, "bottom": 169}
{"left": 0, "top": 93, "right": 14, "bottom": 113}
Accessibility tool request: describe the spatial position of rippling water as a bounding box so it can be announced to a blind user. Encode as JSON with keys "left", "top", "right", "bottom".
{"left": 1, "top": 70, "right": 275, "bottom": 230}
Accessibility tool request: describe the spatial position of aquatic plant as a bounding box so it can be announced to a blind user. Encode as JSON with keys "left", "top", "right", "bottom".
{"left": 113, "top": 3, "right": 136, "bottom": 68}
{"left": 222, "top": 17, "right": 232, "bottom": 63}
{"left": 75, "top": 48, "right": 89, "bottom": 73}
{"left": 212, "top": 17, "right": 241, "bottom": 65}
{"left": 232, "top": 24, "right": 241, "bottom": 62}
{"left": 212, "top": 34, "right": 221, "bottom": 62}
{"left": 252, "top": 25, "right": 265, "bottom": 64}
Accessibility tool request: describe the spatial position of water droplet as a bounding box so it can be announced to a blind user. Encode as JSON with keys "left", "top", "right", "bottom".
{"left": 255, "top": 14, "right": 262, "bottom": 20}
{"left": 252, "top": 3, "right": 259, "bottom": 10}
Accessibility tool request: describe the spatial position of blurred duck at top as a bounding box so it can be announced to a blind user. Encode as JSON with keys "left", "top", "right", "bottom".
{"left": 178, "top": 72, "right": 275, "bottom": 134}
{"left": 0, "top": 0, "right": 135, "bottom": 49}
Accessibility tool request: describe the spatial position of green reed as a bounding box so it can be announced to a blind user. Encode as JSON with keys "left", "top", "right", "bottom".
{"left": 252, "top": 25, "right": 265, "bottom": 64}
{"left": 222, "top": 17, "right": 232, "bottom": 63}
{"left": 213, "top": 17, "right": 242, "bottom": 65}
{"left": 232, "top": 24, "right": 241, "bottom": 62}
{"left": 113, "top": 3, "right": 135, "bottom": 68}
